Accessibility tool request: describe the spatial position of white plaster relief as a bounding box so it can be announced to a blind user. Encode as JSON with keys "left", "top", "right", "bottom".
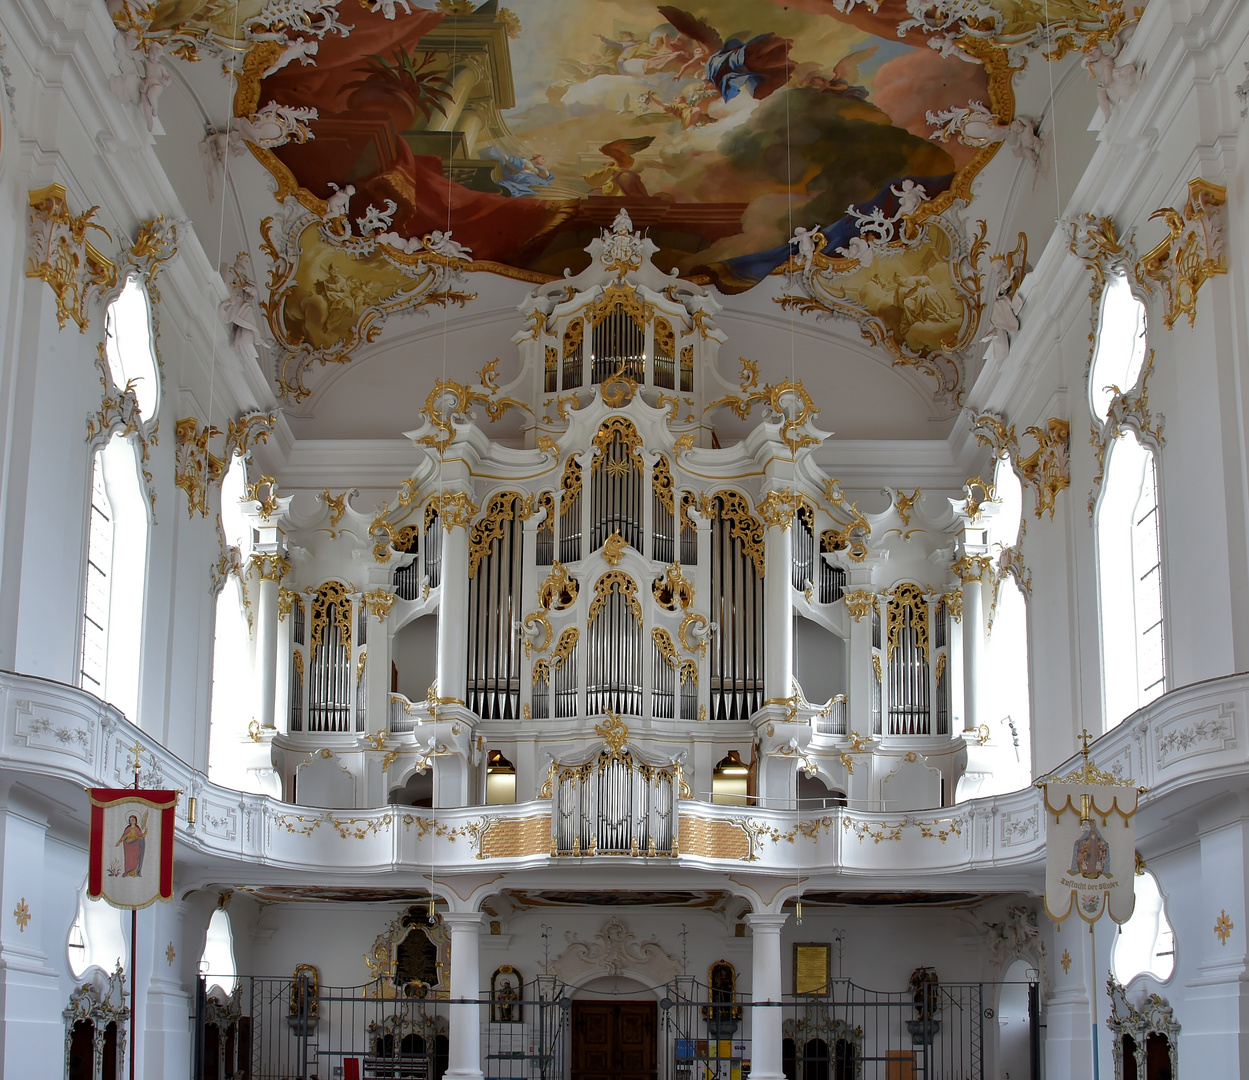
{"left": 999, "top": 809, "right": 1037, "bottom": 847}
{"left": 13, "top": 698, "right": 93, "bottom": 763}
{"left": 1155, "top": 702, "right": 1235, "bottom": 768}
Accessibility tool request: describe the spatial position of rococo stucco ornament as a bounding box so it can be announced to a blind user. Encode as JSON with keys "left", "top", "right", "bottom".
{"left": 1137, "top": 177, "right": 1228, "bottom": 330}
{"left": 26, "top": 185, "right": 117, "bottom": 333}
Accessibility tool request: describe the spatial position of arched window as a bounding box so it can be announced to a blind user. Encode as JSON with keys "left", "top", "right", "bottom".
{"left": 209, "top": 453, "right": 256, "bottom": 786}
{"left": 1097, "top": 435, "right": 1165, "bottom": 725}
{"left": 79, "top": 433, "right": 150, "bottom": 721}
{"left": 1112, "top": 869, "right": 1175, "bottom": 985}
{"left": 200, "top": 907, "right": 238, "bottom": 997}
{"left": 1088, "top": 272, "right": 1147, "bottom": 421}
{"left": 67, "top": 889, "right": 127, "bottom": 979}
{"left": 79, "top": 281, "right": 158, "bottom": 721}
{"left": 104, "top": 275, "right": 160, "bottom": 422}
{"left": 983, "top": 453, "right": 1032, "bottom": 790}
{"left": 1090, "top": 272, "right": 1164, "bottom": 728}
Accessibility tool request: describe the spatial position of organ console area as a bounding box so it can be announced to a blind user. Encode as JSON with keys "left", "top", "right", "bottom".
{"left": 254, "top": 210, "right": 996, "bottom": 820}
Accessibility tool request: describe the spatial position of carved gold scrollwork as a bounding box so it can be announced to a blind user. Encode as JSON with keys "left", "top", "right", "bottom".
{"left": 560, "top": 457, "right": 582, "bottom": 509}
{"left": 843, "top": 590, "right": 877, "bottom": 622}
{"left": 309, "top": 580, "right": 352, "bottom": 655}
{"left": 943, "top": 589, "right": 963, "bottom": 622}
{"left": 707, "top": 369, "right": 821, "bottom": 457}
{"left": 243, "top": 475, "right": 280, "bottom": 522}
{"left": 591, "top": 418, "right": 644, "bottom": 472}
{"left": 952, "top": 554, "right": 995, "bottom": 583}
{"left": 537, "top": 562, "right": 579, "bottom": 610}
{"left": 652, "top": 627, "right": 678, "bottom": 667}
{"left": 602, "top": 532, "right": 628, "bottom": 566}
{"left": 429, "top": 491, "right": 478, "bottom": 530}
{"left": 278, "top": 587, "right": 299, "bottom": 621}
{"left": 26, "top": 184, "right": 116, "bottom": 332}
{"left": 652, "top": 455, "right": 674, "bottom": 513}
{"left": 250, "top": 551, "right": 291, "bottom": 583}
{"left": 589, "top": 571, "right": 642, "bottom": 625}
{"left": 756, "top": 489, "right": 801, "bottom": 530}
{"left": 886, "top": 583, "right": 930, "bottom": 662}
{"left": 522, "top": 612, "right": 552, "bottom": 658}
{"left": 819, "top": 479, "right": 871, "bottom": 561}
{"left": 708, "top": 491, "right": 766, "bottom": 577}
{"left": 594, "top": 710, "right": 630, "bottom": 755}
{"left": 678, "top": 611, "right": 709, "bottom": 657}
{"left": 362, "top": 589, "right": 396, "bottom": 620}
{"left": 1138, "top": 178, "right": 1228, "bottom": 330}
{"left": 174, "top": 417, "right": 223, "bottom": 518}
{"left": 894, "top": 489, "right": 922, "bottom": 525}
{"left": 415, "top": 379, "right": 531, "bottom": 454}
{"left": 551, "top": 626, "right": 579, "bottom": 666}
{"left": 468, "top": 492, "right": 521, "bottom": 578}
{"left": 653, "top": 563, "right": 694, "bottom": 610}
{"left": 970, "top": 411, "right": 1070, "bottom": 520}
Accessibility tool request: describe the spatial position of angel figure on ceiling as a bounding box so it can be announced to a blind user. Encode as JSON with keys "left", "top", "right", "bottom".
{"left": 656, "top": 6, "right": 794, "bottom": 103}
{"left": 584, "top": 138, "right": 655, "bottom": 198}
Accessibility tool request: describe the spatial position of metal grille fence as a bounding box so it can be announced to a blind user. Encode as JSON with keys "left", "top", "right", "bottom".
{"left": 197, "top": 975, "right": 1036, "bottom": 1080}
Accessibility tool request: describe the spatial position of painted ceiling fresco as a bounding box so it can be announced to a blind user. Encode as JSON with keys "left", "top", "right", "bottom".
{"left": 114, "top": 0, "right": 1138, "bottom": 402}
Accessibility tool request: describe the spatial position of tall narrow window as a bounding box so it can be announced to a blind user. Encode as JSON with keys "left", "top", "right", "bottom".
{"left": 80, "top": 279, "right": 158, "bottom": 721}
{"left": 1090, "top": 273, "right": 1164, "bottom": 727}
{"left": 80, "top": 457, "right": 112, "bottom": 695}
{"left": 1098, "top": 435, "right": 1166, "bottom": 724}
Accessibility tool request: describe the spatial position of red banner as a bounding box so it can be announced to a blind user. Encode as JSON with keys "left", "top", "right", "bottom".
{"left": 88, "top": 789, "right": 177, "bottom": 909}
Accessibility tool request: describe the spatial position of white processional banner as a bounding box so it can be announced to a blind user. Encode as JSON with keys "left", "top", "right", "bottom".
{"left": 1042, "top": 779, "right": 1139, "bottom": 926}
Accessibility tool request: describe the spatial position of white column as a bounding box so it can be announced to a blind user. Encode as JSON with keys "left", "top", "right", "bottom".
{"left": 763, "top": 522, "right": 793, "bottom": 701}
{"left": 954, "top": 556, "right": 989, "bottom": 734}
{"left": 250, "top": 550, "right": 289, "bottom": 730}
{"left": 437, "top": 513, "right": 472, "bottom": 706}
{"left": 443, "top": 911, "right": 484, "bottom": 1080}
{"left": 746, "top": 912, "right": 788, "bottom": 1080}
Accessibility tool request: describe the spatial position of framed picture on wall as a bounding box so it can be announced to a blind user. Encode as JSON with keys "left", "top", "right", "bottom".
{"left": 793, "top": 943, "right": 831, "bottom": 995}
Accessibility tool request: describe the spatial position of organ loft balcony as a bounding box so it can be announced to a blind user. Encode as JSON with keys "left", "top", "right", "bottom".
{"left": 228, "top": 211, "right": 978, "bottom": 823}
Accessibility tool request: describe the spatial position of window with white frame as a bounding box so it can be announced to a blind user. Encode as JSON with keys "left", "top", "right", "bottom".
{"left": 79, "top": 282, "right": 158, "bottom": 721}
{"left": 1112, "top": 869, "right": 1175, "bottom": 985}
{"left": 208, "top": 452, "right": 256, "bottom": 787}
{"left": 1090, "top": 273, "right": 1165, "bottom": 727}
{"left": 199, "top": 906, "right": 238, "bottom": 997}
{"left": 1097, "top": 435, "right": 1165, "bottom": 724}
{"left": 981, "top": 452, "right": 1032, "bottom": 792}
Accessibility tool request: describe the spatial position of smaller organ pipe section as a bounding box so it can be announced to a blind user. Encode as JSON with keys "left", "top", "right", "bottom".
{"left": 709, "top": 494, "right": 765, "bottom": 721}
{"left": 466, "top": 494, "right": 524, "bottom": 721}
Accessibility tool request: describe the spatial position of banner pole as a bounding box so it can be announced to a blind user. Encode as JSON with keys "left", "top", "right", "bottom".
{"left": 130, "top": 748, "right": 139, "bottom": 1080}
{"left": 1088, "top": 920, "right": 1099, "bottom": 1080}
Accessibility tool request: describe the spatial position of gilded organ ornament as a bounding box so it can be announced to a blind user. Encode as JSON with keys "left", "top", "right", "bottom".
{"left": 26, "top": 184, "right": 116, "bottom": 332}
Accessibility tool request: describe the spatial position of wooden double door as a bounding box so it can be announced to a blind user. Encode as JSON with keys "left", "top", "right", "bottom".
{"left": 571, "top": 1001, "right": 658, "bottom": 1080}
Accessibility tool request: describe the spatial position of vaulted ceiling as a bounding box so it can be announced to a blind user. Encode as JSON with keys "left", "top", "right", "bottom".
{"left": 129, "top": 0, "right": 1127, "bottom": 443}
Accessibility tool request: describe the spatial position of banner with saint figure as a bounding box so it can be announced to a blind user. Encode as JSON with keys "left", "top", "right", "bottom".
{"left": 1039, "top": 739, "right": 1142, "bottom": 926}
{"left": 87, "top": 789, "right": 177, "bottom": 909}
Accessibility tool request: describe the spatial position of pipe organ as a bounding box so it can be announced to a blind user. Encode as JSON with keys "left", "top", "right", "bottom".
{"left": 264, "top": 211, "right": 981, "bottom": 815}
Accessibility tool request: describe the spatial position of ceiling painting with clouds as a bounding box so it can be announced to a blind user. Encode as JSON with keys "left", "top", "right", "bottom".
{"left": 118, "top": 0, "right": 1136, "bottom": 401}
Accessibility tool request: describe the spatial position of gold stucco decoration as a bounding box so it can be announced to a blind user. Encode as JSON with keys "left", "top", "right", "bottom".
{"left": 26, "top": 184, "right": 116, "bottom": 332}
{"left": 1138, "top": 178, "right": 1228, "bottom": 330}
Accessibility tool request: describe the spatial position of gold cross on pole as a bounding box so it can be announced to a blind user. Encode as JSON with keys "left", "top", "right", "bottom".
{"left": 127, "top": 740, "right": 144, "bottom": 777}
{"left": 1077, "top": 728, "right": 1093, "bottom": 763}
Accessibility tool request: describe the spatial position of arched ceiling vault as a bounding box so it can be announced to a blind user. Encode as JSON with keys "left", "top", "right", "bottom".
{"left": 120, "top": 0, "right": 1135, "bottom": 443}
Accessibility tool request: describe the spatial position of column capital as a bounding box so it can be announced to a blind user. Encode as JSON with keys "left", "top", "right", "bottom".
{"left": 745, "top": 912, "right": 789, "bottom": 932}
{"left": 441, "top": 911, "right": 485, "bottom": 929}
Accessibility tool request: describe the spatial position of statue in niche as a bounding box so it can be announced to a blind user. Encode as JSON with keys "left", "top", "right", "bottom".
{"left": 491, "top": 965, "right": 522, "bottom": 1024}
{"left": 701, "top": 959, "right": 741, "bottom": 1037}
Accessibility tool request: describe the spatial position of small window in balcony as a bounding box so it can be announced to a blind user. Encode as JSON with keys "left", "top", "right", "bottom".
{"left": 712, "top": 750, "right": 749, "bottom": 806}
{"left": 486, "top": 750, "right": 517, "bottom": 805}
